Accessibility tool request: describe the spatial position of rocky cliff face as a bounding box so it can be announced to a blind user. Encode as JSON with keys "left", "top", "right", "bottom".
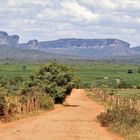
{"left": 19, "top": 38, "right": 132, "bottom": 58}
{"left": 0, "top": 31, "right": 19, "bottom": 47}
{"left": 3, "top": 31, "right": 140, "bottom": 61}
{"left": 38, "top": 38, "right": 130, "bottom": 49}
{"left": 36, "top": 38, "right": 131, "bottom": 58}
{"left": 131, "top": 46, "right": 140, "bottom": 51}
{"left": 27, "top": 39, "right": 39, "bottom": 49}
{"left": 20, "top": 39, "right": 39, "bottom": 49}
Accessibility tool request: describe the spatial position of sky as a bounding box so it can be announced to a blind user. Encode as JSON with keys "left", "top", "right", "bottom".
{"left": 0, "top": 0, "right": 140, "bottom": 47}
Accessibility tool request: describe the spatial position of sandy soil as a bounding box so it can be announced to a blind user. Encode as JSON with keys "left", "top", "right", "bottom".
{"left": 0, "top": 89, "right": 123, "bottom": 140}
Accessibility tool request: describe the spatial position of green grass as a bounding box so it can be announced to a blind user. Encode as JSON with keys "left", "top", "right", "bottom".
{"left": 1, "top": 62, "right": 140, "bottom": 89}
{"left": 105, "top": 88, "right": 140, "bottom": 98}
{"left": 75, "top": 63, "right": 140, "bottom": 87}
{"left": 0, "top": 63, "right": 41, "bottom": 79}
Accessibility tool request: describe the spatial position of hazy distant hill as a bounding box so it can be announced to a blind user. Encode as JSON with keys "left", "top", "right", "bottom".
{"left": 113, "top": 55, "right": 140, "bottom": 64}
{"left": 0, "top": 32, "right": 78, "bottom": 62}
{"left": 0, "top": 45, "right": 76, "bottom": 62}
{"left": 0, "top": 31, "right": 19, "bottom": 47}
{"left": 20, "top": 38, "right": 132, "bottom": 59}
{"left": 131, "top": 46, "right": 140, "bottom": 52}
{"left": 1, "top": 31, "right": 140, "bottom": 62}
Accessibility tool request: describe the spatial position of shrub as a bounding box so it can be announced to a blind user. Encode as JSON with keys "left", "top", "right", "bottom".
{"left": 39, "top": 94, "right": 54, "bottom": 110}
{"left": 27, "top": 62, "right": 80, "bottom": 103}
{"left": 138, "top": 66, "right": 140, "bottom": 74}
{"left": 136, "top": 85, "right": 140, "bottom": 89}
{"left": 0, "top": 62, "right": 80, "bottom": 119}
{"left": 128, "top": 69, "right": 133, "bottom": 74}
{"left": 0, "top": 95, "right": 5, "bottom": 116}
{"left": 97, "top": 106, "right": 140, "bottom": 127}
{"left": 117, "top": 81, "right": 132, "bottom": 88}
{"left": 97, "top": 106, "right": 140, "bottom": 140}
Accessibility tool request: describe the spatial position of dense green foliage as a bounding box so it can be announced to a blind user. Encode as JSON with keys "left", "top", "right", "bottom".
{"left": 0, "top": 62, "right": 80, "bottom": 118}
{"left": 25, "top": 62, "right": 80, "bottom": 103}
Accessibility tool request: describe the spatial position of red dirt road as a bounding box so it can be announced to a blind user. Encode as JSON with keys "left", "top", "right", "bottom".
{"left": 0, "top": 89, "right": 123, "bottom": 140}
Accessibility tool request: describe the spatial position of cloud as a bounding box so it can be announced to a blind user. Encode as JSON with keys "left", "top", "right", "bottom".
{"left": 61, "top": 1, "right": 99, "bottom": 22}
{"left": 0, "top": 0, "right": 140, "bottom": 46}
{"left": 80, "top": 0, "right": 117, "bottom": 11}
{"left": 37, "top": 1, "right": 99, "bottom": 24}
{"left": 7, "top": 0, "right": 52, "bottom": 7}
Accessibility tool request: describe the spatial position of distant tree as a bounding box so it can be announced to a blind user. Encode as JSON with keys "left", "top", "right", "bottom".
{"left": 138, "top": 66, "right": 140, "bottom": 73}
{"left": 118, "top": 81, "right": 128, "bottom": 88}
{"left": 22, "top": 66, "right": 26, "bottom": 71}
{"left": 112, "top": 59, "right": 116, "bottom": 64}
{"left": 128, "top": 69, "right": 133, "bottom": 74}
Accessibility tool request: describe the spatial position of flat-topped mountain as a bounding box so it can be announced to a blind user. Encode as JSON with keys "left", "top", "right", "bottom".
{"left": 0, "top": 44, "right": 76, "bottom": 62}
{"left": 1, "top": 31, "right": 140, "bottom": 61}
{"left": 0, "top": 31, "right": 19, "bottom": 47}
{"left": 20, "top": 39, "right": 39, "bottom": 50}
{"left": 131, "top": 46, "right": 140, "bottom": 52}
{"left": 20, "top": 38, "right": 131, "bottom": 58}
{"left": 21, "top": 38, "right": 130, "bottom": 49}
{"left": 0, "top": 32, "right": 77, "bottom": 62}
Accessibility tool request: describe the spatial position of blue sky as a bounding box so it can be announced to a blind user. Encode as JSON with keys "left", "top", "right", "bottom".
{"left": 0, "top": 0, "right": 140, "bottom": 47}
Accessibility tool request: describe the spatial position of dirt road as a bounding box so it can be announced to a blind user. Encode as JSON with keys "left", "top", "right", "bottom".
{"left": 0, "top": 89, "right": 123, "bottom": 140}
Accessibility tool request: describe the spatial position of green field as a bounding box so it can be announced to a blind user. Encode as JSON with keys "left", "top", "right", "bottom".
{"left": 1, "top": 62, "right": 140, "bottom": 86}
{"left": 0, "top": 63, "right": 41, "bottom": 79}
{"left": 105, "top": 88, "right": 140, "bottom": 98}
{"left": 75, "top": 63, "right": 140, "bottom": 87}
{"left": 0, "top": 62, "right": 140, "bottom": 100}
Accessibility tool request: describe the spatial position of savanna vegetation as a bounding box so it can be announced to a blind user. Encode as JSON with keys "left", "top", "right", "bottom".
{"left": 0, "top": 60, "right": 140, "bottom": 140}
{"left": 97, "top": 106, "right": 140, "bottom": 140}
{"left": 87, "top": 88, "right": 140, "bottom": 140}
{"left": 0, "top": 62, "right": 80, "bottom": 121}
{"left": 1, "top": 61, "right": 140, "bottom": 98}
{"left": 1, "top": 62, "right": 140, "bottom": 88}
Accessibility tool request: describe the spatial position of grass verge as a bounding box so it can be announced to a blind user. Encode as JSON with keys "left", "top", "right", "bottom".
{"left": 87, "top": 89, "right": 140, "bottom": 140}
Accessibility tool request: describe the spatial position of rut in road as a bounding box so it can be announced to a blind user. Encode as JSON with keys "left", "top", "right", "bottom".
{"left": 0, "top": 89, "right": 123, "bottom": 140}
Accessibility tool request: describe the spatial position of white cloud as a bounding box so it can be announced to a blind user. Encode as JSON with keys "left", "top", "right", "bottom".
{"left": 37, "top": 9, "right": 61, "bottom": 20}
{"left": 61, "top": 1, "right": 99, "bottom": 22}
{"left": 119, "top": 0, "right": 140, "bottom": 10}
{"left": 37, "top": 1, "right": 99, "bottom": 24}
{"left": 8, "top": 19, "right": 36, "bottom": 28}
{"left": 7, "top": 0, "right": 52, "bottom": 7}
{"left": 80, "top": 0, "right": 117, "bottom": 10}
{"left": 0, "top": 0, "right": 140, "bottom": 46}
{"left": 101, "top": 0, "right": 117, "bottom": 9}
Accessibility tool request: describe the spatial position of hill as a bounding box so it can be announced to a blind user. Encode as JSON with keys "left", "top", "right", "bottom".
{"left": 0, "top": 31, "right": 19, "bottom": 47}
{"left": 20, "top": 38, "right": 132, "bottom": 59}
{"left": 0, "top": 32, "right": 79, "bottom": 62}
{"left": 0, "top": 45, "right": 75, "bottom": 62}
{"left": 131, "top": 46, "right": 140, "bottom": 52}
{"left": 1, "top": 31, "right": 140, "bottom": 62}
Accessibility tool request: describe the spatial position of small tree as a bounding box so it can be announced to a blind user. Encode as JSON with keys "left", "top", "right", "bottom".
{"left": 27, "top": 62, "right": 80, "bottom": 103}
{"left": 22, "top": 66, "right": 26, "bottom": 71}
{"left": 128, "top": 69, "right": 133, "bottom": 74}
{"left": 138, "top": 66, "right": 140, "bottom": 73}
